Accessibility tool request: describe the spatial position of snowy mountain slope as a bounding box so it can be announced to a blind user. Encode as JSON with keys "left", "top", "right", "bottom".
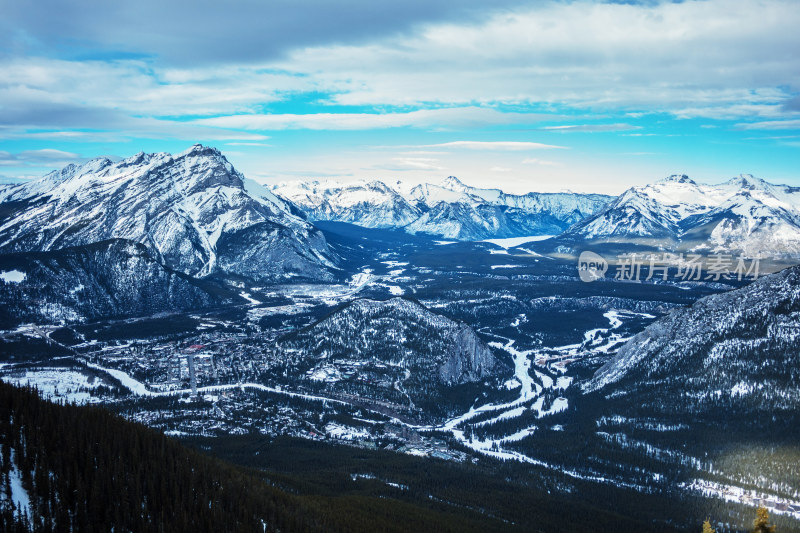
{"left": 0, "top": 145, "right": 336, "bottom": 282}
{"left": 584, "top": 264, "right": 800, "bottom": 414}
{"left": 565, "top": 174, "right": 800, "bottom": 257}
{"left": 404, "top": 202, "right": 497, "bottom": 240}
{"left": 0, "top": 239, "right": 236, "bottom": 328}
{"left": 273, "top": 175, "right": 612, "bottom": 241}
{"left": 407, "top": 180, "right": 486, "bottom": 209}
{"left": 405, "top": 178, "right": 611, "bottom": 240}
{"left": 404, "top": 202, "right": 567, "bottom": 240}
{"left": 271, "top": 179, "right": 422, "bottom": 228}
{"left": 413, "top": 176, "right": 611, "bottom": 224}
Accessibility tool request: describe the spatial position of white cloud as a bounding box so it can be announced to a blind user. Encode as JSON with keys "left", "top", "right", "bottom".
{"left": 424, "top": 141, "right": 565, "bottom": 151}
{"left": 225, "top": 142, "right": 273, "bottom": 147}
{"left": 0, "top": 149, "right": 84, "bottom": 167}
{"left": 277, "top": 0, "right": 800, "bottom": 117}
{"left": 0, "top": 121, "right": 270, "bottom": 143}
{"left": 540, "top": 124, "right": 641, "bottom": 133}
{"left": 193, "top": 107, "right": 550, "bottom": 131}
{"left": 521, "top": 158, "right": 562, "bottom": 167}
{"left": 735, "top": 119, "right": 800, "bottom": 130}
{"left": 390, "top": 157, "right": 445, "bottom": 170}
{"left": 2, "top": 0, "right": 797, "bottom": 140}
{"left": 0, "top": 58, "right": 303, "bottom": 118}
{"left": 385, "top": 157, "right": 446, "bottom": 171}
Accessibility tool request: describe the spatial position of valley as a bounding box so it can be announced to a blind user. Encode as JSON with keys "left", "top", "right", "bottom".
{"left": 5, "top": 220, "right": 794, "bottom": 530}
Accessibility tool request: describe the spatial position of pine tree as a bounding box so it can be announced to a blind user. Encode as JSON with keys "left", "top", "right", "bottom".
{"left": 753, "top": 505, "right": 776, "bottom": 533}
{"left": 702, "top": 518, "right": 715, "bottom": 533}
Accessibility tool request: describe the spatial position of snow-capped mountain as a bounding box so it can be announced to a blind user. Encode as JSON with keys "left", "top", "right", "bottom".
{"left": 0, "top": 145, "right": 337, "bottom": 282}
{"left": 565, "top": 174, "right": 800, "bottom": 257}
{"left": 273, "top": 175, "right": 612, "bottom": 241}
{"left": 584, "top": 263, "right": 800, "bottom": 415}
{"left": 270, "top": 179, "right": 422, "bottom": 228}
{"left": 403, "top": 202, "right": 562, "bottom": 240}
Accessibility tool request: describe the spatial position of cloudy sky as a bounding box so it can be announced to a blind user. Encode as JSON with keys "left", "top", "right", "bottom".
{"left": 1, "top": 0, "right": 798, "bottom": 193}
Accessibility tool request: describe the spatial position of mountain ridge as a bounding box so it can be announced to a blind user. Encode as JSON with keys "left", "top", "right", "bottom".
{"left": 584, "top": 263, "right": 800, "bottom": 416}
{"left": 0, "top": 145, "right": 337, "bottom": 283}
{"left": 562, "top": 173, "right": 800, "bottom": 257}
{"left": 0, "top": 239, "right": 238, "bottom": 329}
{"left": 272, "top": 176, "right": 613, "bottom": 240}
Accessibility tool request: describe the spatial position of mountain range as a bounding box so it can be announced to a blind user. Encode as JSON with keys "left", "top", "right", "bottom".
{"left": 272, "top": 176, "right": 613, "bottom": 240}
{"left": 560, "top": 174, "right": 800, "bottom": 258}
{"left": 3, "top": 145, "right": 799, "bottom": 331}
{"left": 3, "top": 146, "right": 797, "bottom": 265}
{"left": 274, "top": 172, "right": 800, "bottom": 259}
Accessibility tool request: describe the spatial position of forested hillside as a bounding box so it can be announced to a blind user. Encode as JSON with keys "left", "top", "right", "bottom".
{"left": 0, "top": 382, "right": 510, "bottom": 532}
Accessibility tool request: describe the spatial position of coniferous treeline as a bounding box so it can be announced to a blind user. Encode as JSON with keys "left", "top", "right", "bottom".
{"left": 0, "top": 381, "right": 317, "bottom": 532}
{"left": 0, "top": 382, "right": 527, "bottom": 532}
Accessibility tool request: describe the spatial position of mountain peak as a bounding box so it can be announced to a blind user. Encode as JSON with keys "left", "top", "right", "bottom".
{"left": 180, "top": 144, "right": 223, "bottom": 158}
{"left": 440, "top": 176, "right": 467, "bottom": 190}
{"left": 725, "top": 173, "right": 767, "bottom": 190}
{"left": 659, "top": 174, "right": 696, "bottom": 185}
{"left": 364, "top": 179, "right": 392, "bottom": 191}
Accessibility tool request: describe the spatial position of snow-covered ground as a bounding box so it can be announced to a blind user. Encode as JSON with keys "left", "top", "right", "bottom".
{"left": 3, "top": 304, "right": 653, "bottom": 471}
{"left": 239, "top": 291, "right": 261, "bottom": 305}
{"left": 482, "top": 235, "right": 555, "bottom": 248}
{"left": 1, "top": 369, "right": 104, "bottom": 405}
{"left": 684, "top": 479, "right": 800, "bottom": 521}
{"left": 308, "top": 365, "right": 342, "bottom": 382}
{"left": 0, "top": 269, "right": 26, "bottom": 283}
{"left": 5, "top": 449, "right": 31, "bottom": 519}
{"left": 271, "top": 267, "right": 409, "bottom": 306}
{"left": 326, "top": 423, "right": 371, "bottom": 440}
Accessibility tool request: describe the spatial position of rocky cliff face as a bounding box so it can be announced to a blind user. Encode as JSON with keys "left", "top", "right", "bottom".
{"left": 439, "top": 324, "right": 497, "bottom": 385}
{"left": 284, "top": 297, "right": 500, "bottom": 385}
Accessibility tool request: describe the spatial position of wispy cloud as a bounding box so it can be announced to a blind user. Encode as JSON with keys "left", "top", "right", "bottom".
{"left": 225, "top": 142, "right": 273, "bottom": 147}
{"left": 0, "top": 149, "right": 85, "bottom": 167}
{"left": 539, "top": 123, "right": 641, "bottom": 133}
{"left": 0, "top": 121, "right": 270, "bottom": 143}
{"left": 389, "top": 157, "right": 445, "bottom": 171}
{"left": 193, "top": 107, "right": 550, "bottom": 131}
{"left": 521, "top": 158, "right": 562, "bottom": 166}
{"left": 424, "top": 141, "right": 566, "bottom": 151}
{"left": 735, "top": 119, "right": 800, "bottom": 130}
{"left": 280, "top": 0, "right": 800, "bottom": 116}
